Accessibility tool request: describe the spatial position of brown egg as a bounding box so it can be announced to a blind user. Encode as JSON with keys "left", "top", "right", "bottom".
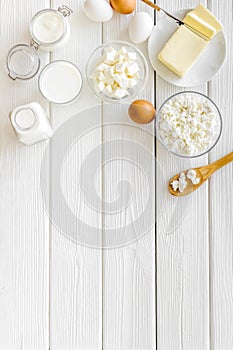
{"left": 110, "top": 0, "right": 136, "bottom": 14}
{"left": 128, "top": 100, "right": 156, "bottom": 124}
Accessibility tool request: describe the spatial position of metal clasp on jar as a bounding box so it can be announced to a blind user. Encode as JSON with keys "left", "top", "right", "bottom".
{"left": 58, "top": 5, "right": 73, "bottom": 17}
{"left": 30, "top": 39, "right": 40, "bottom": 51}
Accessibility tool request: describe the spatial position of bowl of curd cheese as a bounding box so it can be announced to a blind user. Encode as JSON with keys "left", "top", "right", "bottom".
{"left": 156, "top": 91, "right": 222, "bottom": 158}
{"left": 86, "top": 41, "right": 148, "bottom": 103}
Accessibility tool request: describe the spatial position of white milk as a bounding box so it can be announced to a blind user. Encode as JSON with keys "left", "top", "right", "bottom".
{"left": 15, "top": 108, "right": 36, "bottom": 129}
{"left": 10, "top": 102, "right": 53, "bottom": 145}
{"left": 39, "top": 61, "right": 83, "bottom": 104}
{"left": 32, "top": 11, "right": 65, "bottom": 44}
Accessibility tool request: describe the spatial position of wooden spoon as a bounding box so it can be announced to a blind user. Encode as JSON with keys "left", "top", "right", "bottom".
{"left": 169, "top": 152, "right": 233, "bottom": 196}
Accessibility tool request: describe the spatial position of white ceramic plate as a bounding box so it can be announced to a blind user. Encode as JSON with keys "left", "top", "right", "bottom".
{"left": 148, "top": 9, "right": 226, "bottom": 87}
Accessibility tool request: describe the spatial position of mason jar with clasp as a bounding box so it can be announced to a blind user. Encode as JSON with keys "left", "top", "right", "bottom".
{"left": 6, "top": 5, "right": 73, "bottom": 80}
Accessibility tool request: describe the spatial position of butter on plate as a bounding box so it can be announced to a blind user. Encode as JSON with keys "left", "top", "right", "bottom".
{"left": 157, "top": 26, "right": 208, "bottom": 77}
{"left": 157, "top": 5, "right": 223, "bottom": 77}
{"left": 183, "top": 4, "right": 223, "bottom": 40}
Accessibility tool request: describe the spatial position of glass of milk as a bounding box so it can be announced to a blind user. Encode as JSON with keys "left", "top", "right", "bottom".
{"left": 38, "top": 60, "right": 83, "bottom": 104}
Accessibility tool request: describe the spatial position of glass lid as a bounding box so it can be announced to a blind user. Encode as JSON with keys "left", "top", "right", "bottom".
{"left": 6, "top": 44, "right": 40, "bottom": 80}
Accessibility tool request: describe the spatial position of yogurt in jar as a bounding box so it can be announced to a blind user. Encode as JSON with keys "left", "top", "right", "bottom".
{"left": 30, "top": 7, "right": 72, "bottom": 50}
{"left": 33, "top": 11, "right": 65, "bottom": 44}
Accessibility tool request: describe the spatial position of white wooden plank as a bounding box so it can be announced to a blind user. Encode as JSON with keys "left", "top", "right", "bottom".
{"left": 0, "top": 1, "right": 50, "bottom": 349}
{"left": 156, "top": 1, "right": 210, "bottom": 349}
{"left": 49, "top": 0, "right": 102, "bottom": 349}
{"left": 1, "top": 1, "right": 232, "bottom": 349}
{"left": 102, "top": 2, "right": 156, "bottom": 349}
{"left": 208, "top": 1, "right": 233, "bottom": 349}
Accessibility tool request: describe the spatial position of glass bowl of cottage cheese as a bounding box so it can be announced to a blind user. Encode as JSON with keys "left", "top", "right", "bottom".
{"left": 86, "top": 41, "right": 148, "bottom": 103}
{"left": 156, "top": 91, "right": 222, "bottom": 158}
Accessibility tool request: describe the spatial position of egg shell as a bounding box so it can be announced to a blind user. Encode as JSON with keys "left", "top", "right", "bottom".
{"left": 110, "top": 0, "right": 136, "bottom": 14}
{"left": 83, "top": 0, "right": 113, "bottom": 22}
{"left": 128, "top": 100, "right": 156, "bottom": 124}
{"left": 129, "top": 12, "right": 154, "bottom": 44}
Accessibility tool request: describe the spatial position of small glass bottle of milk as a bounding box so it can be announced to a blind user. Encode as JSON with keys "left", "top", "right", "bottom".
{"left": 9, "top": 102, "right": 53, "bottom": 145}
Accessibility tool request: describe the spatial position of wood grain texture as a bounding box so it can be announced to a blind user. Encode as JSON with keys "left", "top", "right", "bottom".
{"left": 1, "top": 0, "right": 233, "bottom": 349}
{"left": 49, "top": 1, "right": 102, "bottom": 349}
{"left": 0, "top": 1, "right": 50, "bottom": 349}
{"left": 156, "top": 1, "right": 210, "bottom": 349}
{"left": 102, "top": 2, "right": 156, "bottom": 349}
{"left": 208, "top": 1, "right": 233, "bottom": 349}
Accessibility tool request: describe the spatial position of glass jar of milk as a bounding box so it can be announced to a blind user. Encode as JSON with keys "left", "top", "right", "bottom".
{"left": 30, "top": 6, "right": 72, "bottom": 51}
{"left": 6, "top": 5, "right": 73, "bottom": 80}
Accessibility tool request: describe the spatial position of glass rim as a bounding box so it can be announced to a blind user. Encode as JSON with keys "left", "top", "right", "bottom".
{"left": 38, "top": 60, "right": 83, "bottom": 105}
{"left": 156, "top": 90, "right": 223, "bottom": 159}
{"left": 6, "top": 43, "right": 40, "bottom": 80}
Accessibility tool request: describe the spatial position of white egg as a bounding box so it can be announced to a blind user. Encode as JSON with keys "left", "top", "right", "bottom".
{"left": 129, "top": 12, "right": 154, "bottom": 44}
{"left": 83, "top": 0, "right": 113, "bottom": 23}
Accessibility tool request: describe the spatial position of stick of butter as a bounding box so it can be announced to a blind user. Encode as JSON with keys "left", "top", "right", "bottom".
{"left": 158, "top": 26, "right": 208, "bottom": 77}
{"left": 183, "top": 4, "right": 223, "bottom": 40}
{"left": 157, "top": 5, "right": 223, "bottom": 77}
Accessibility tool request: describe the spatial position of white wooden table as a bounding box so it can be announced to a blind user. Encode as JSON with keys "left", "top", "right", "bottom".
{"left": 1, "top": 0, "right": 233, "bottom": 349}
